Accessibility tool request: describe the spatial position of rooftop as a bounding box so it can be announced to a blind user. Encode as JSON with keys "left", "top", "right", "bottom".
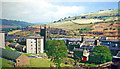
{"left": 73, "top": 48, "right": 83, "bottom": 51}
{"left": 117, "top": 51, "right": 120, "bottom": 57}
{"left": 0, "top": 48, "right": 22, "bottom": 60}
{"left": 26, "top": 35, "right": 44, "bottom": 39}
{"left": 85, "top": 39, "right": 96, "bottom": 42}
{"left": 113, "top": 51, "right": 120, "bottom": 59}
{"left": 100, "top": 39, "right": 120, "bottom": 42}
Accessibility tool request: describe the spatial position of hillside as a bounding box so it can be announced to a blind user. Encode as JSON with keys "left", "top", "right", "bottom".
{"left": 33, "top": 9, "right": 119, "bottom": 31}
{"left": 1, "top": 19, "right": 34, "bottom": 28}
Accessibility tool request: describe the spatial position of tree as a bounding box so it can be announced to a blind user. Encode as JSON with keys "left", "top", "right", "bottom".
{"left": 73, "top": 51, "right": 83, "bottom": 61}
{"left": 8, "top": 39, "right": 13, "bottom": 43}
{"left": 88, "top": 45, "right": 112, "bottom": 64}
{"left": 46, "top": 39, "right": 67, "bottom": 67}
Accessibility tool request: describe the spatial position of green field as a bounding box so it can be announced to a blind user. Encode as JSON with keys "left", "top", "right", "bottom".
{"left": 5, "top": 46, "right": 13, "bottom": 51}
{"left": 8, "top": 30, "right": 22, "bottom": 35}
{"left": 32, "top": 9, "right": 118, "bottom": 31}
{"left": 33, "top": 21, "right": 94, "bottom": 31}
{"left": 72, "top": 19, "right": 103, "bottom": 24}
{"left": 78, "top": 63, "right": 97, "bottom": 66}
{"left": 14, "top": 31, "right": 39, "bottom": 37}
{"left": 0, "top": 58, "right": 14, "bottom": 67}
{"left": 22, "top": 58, "right": 54, "bottom": 67}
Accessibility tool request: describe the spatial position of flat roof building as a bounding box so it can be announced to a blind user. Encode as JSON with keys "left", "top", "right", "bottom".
{"left": 26, "top": 36, "right": 44, "bottom": 54}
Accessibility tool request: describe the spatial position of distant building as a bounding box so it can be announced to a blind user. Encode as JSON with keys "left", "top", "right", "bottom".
{"left": 26, "top": 36, "right": 44, "bottom": 54}
{"left": 82, "top": 49, "right": 89, "bottom": 62}
{"left": 0, "top": 32, "right": 5, "bottom": 48}
{"left": 100, "top": 40, "right": 120, "bottom": 50}
{"left": 5, "top": 35, "right": 25, "bottom": 43}
{"left": 73, "top": 48, "right": 90, "bottom": 62}
{"left": 84, "top": 39, "right": 97, "bottom": 46}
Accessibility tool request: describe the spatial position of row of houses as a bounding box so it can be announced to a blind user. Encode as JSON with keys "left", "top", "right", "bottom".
{"left": 6, "top": 42, "right": 26, "bottom": 52}
{"left": 5, "top": 35, "right": 44, "bottom": 54}
{"left": 0, "top": 32, "right": 44, "bottom": 67}
{"left": 52, "top": 36, "right": 120, "bottom": 57}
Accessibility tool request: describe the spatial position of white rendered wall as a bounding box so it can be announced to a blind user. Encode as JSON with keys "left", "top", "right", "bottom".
{"left": 0, "top": 33, "right": 5, "bottom": 48}
{"left": 40, "top": 39, "right": 44, "bottom": 53}
{"left": 26, "top": 39, "right": 36, "bottom": 53}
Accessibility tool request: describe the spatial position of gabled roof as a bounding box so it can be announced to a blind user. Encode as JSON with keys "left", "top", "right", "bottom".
{"left": 15, "top": 45, "right": 24, "bottom": 51}
{"left": 0, "top": 48, "right": 22, "bottom": 60}
{"left": 8, "top": 43, "right": 17, "bottom": 47}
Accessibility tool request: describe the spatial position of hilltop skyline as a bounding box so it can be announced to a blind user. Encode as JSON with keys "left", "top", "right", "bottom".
{"left": 2, "top": 1, "right": 118, "bottom": 23}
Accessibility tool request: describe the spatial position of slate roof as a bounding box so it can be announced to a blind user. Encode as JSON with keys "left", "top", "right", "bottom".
{"left": 85, "top": 39, "right": 96, "bottom": 42}
{"left": 100, "top": 40, "right": 120, "bottom": 42}
{"left": 73, "top": 48, "right": 83, "bottom": 51}
{"left": 8, "top": 43, "right": 17, "bottom": 48}
{"left": 81, "top": 46, "right": 94, "bottom": 50}
{"left": 15, "top": 45, "right": 24, "bottom": 51}
{"left": 52, "top": 38, "right": 82, "bottom": 41}
{"left": 0, "top": 48, "right": 22, "bottom": 60}
{"left": 26, "top": 35, "right": 43, "bottom": 39}
{"left": 117, "top": 51, "right": 120, "bottom": 57}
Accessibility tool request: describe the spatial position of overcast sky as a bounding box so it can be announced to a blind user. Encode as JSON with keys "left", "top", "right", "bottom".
{"left": 1, "top": 0, "right": 119, "bottom": 23}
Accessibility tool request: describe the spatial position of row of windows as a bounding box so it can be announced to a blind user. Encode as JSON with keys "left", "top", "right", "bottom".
{"left": 31, "top": 44, "right": 41, "bottom": 46}
{"left": 31, "top": 48, "right": 41, "bottom": 49}
{"left": 31, "top": 41, "right": 41, "bottom": 43}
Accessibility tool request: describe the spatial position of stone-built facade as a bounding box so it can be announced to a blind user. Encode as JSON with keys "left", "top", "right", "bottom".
{"left": 16, "top": 54, "right": 30, "bottom": 66}
{"left": 26, "top": 36, "right": 44, "bottom": 54}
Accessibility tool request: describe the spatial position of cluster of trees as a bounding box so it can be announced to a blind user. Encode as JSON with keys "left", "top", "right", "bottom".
{"left": 88, "top": 45, "right": 112, "bottom": 64}
{"left": 53, "top": 16, "right": 71, "bottom": 23}
{"left": 46, "top": 39, "right": 67, "bottom": 67}
{"left": 73, "top": 45, "right": 112, "bottom": 64}
{"left": 2, "top": 27, "right": 21, "bottom": 33}
{"left": 8, "top": 39, "right": 13, "bottom": 43}
{"left": 73, "top": 51, "right": 83, "bottom": 61}
{"left": 46, "top": 39, "right": 112, "bottom": 66}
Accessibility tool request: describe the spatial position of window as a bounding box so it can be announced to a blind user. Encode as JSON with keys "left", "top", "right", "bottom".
{"left": 31, "top": 48, "right": 33, "bottom": 49}
{"left": 31, "top": 41, "right": 32, "bottom": 43}
{"left": 17, "top": 59, "right": 20, "bottom": 63}
{"left": 31, "top": 45, "right": 32, "bottom": 46}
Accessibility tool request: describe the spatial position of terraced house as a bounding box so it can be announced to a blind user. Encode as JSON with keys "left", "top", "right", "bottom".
{"left": 1, "top": 48, "right": 30, "bottom": 66}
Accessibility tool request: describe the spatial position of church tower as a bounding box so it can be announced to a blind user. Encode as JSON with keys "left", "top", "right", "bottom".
{"left": 40, "top": 24, "right": 50, "bottom": 50}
